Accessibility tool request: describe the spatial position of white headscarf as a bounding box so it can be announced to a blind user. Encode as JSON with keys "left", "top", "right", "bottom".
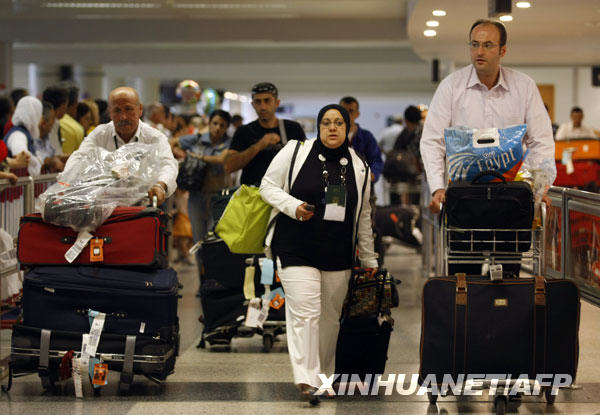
{"left": 11, "top": 96, "right": 42, "bottom": 139}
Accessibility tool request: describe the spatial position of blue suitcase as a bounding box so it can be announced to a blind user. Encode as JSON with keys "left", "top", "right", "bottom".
{"left": 22, "top": 266, "right": 179, "bottom": 344}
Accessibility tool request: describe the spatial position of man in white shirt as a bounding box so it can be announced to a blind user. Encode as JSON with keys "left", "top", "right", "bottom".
{"left": 144, "top": 101, "right": 172, "bottom": 138}
{"left": 555, "top": 107, "right": 599, "bottom": 140}
{"left": 420, "top": 19, "right": 556, "bottom": 214}
{"left": 63, "top": 87, "right": 178, "bottom": 205}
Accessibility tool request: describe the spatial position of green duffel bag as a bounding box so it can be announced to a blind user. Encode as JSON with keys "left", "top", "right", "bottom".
{"left": 215, "top": 185, "right": 272, "bottom": 254}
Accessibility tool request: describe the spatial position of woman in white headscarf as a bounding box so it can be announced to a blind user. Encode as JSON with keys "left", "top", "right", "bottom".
{"left": 4, "top": 96, "right": 43, "bottom": 176}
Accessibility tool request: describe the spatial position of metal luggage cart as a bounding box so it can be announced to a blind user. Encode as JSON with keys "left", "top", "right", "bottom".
{"left": 432, "top": 203, "right": 553, "bottom": 414}
{"left": 438, "top": 203, "right": 546, "bottom": 279}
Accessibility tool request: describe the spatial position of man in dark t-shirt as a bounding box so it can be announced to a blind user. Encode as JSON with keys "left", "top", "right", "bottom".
{"left": 225, "top": 82, "right": 306, "bottom": 185}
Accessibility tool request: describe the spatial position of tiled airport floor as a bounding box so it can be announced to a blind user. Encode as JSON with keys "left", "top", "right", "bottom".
{"left": 1, "top": 243, "right": 600, "bottom": 415}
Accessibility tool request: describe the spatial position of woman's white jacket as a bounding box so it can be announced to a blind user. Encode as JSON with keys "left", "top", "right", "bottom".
{"left": 259, "top": 138, "right": 378, "bottom": 268}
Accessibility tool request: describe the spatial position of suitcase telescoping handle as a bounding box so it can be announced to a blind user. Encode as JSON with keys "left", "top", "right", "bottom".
{"left": 470, "top": 170, "right": 506, "bottom": 184}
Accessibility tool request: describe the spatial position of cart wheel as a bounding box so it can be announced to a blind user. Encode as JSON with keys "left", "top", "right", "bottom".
{"left": 262, "top": 334, "right": 273, "bottom": 352}
{"left": 494, "top": 395, "right": 507, "bottom": 415}
{"left": 427, "top": 391, "right": 438, "bottom": 404}
{"left": 545, "top": 387, "right": 556, "bottom": 404}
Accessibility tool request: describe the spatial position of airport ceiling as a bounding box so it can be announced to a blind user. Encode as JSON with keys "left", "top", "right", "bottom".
{"left": 0, "top": 0, "right": 599, "bottom": 93}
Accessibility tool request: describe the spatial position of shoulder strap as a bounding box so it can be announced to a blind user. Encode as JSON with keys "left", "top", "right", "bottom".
{"left": 352, "top": 155, "right": 370, "bottom": 264}
{"left": 288, "top": 139, "right": 301, "bottom": 188}
{"left": 264, "top": 140, "right": 302, "bottom": 243}
{"left": 278, "top": 118, "right": 288, "bottom": 146}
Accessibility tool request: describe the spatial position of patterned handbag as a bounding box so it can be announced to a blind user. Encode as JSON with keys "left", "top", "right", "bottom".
{"left": 342, "top": 268, "right": 396, "bottom": 319}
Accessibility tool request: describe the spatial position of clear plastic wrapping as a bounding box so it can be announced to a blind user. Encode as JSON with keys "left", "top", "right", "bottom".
{"left": 37, "top": 143, "right": 161, "bottom": 232}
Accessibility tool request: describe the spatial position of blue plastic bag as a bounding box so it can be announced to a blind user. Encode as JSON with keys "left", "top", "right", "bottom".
{"left": 445, "top": 124, "right": 527, "bottom": 182}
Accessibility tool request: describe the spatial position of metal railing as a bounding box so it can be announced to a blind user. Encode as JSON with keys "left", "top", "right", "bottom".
{"left": 0, "top": 173, "right": 58, "bottom": 389}
{"left": 421, "top": 183, "right": 600, "bottom": 306}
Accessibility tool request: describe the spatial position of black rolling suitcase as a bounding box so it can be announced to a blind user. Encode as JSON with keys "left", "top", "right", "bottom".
{"left": 419, "top": 274, "right": 580, "bottom": 395}
{"left": 335, "top": 269, "right": 394, "bottom": 379}
{"left": 10, "top": 324, "right": 176, "bottom": 392}
{"left": 21, "top": 266, "right": 179, "bottom": 345}
{"left": 198, "top": 236, "right": 254, "bottom": 345}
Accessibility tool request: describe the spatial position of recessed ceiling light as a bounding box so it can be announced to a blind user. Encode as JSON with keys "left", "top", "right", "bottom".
{"left": 426, "top": 20, "right": 440, "bottom": 27}
{"left": 424, "top": 30, "right": 437, "bottom": 37}
{"left": 432, "top": 10, "right": 446, "bottom": 17}
{"left": 516, "top": 1, "right": 531, "bottom": 8}
{"left": 43, "top": 2, "right": 159, "bottom": 8}
{"left": 499, "top": 15, "right": 513, "bottom": 22}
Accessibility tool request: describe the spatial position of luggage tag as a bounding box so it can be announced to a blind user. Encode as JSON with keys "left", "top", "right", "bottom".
{"left": 244, "top": 298, "right": 262, "bottom": 328}
{"left": 268, "top": 287, "right": 285, "bottom": 310}
{"left": 256, "top": 298, "right": 270, "bottom": 328}
{"left": 323, "top": 184, "right": 346, "bottom": 222}
{"left": 90, "top": 238, "right": 104, "bottom": 263}
{"left": 72, "top": 357, "right": 84, "bottom": 398}
{"left": 260, "top": 258, "right": 274, "bottom": 285}
{"left": 561, "top": 148, "right": 575, "bottom": 175}
{"left": 92, "top": 362, "right": 108, "bottom": 386}
{"left": 243, "top": 265, "right": 256, "bottom": 299}
{"left": 65, "top": 231, "right": 93, "bottom": 263}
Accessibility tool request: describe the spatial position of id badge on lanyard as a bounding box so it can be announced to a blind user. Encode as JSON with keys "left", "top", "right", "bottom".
{"left": 323, "top": 184, "right": 346, "bottom": 222}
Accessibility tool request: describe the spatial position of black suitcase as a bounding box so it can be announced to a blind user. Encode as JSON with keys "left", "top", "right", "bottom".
{"left": 374, "top": 205, "right": 420, "bottom": 246}
{"left": 10, "top": 324, "right": 176, "bottom": 392}
{"left": 22, "top": 266, "right": 179, "bottom": 344}
{"left": 419, "top": 274, "right": 580, "bottom": 384}
{"left": 200, "top": 278, "right": 247, "bottom": 333}
{"left": 335, "top": 316, "right": 392, "bottom": 379}
{"left": 201, "top": 235, "right": 248, "bottom": 290}
{"left": 335, "top": 269, "right": 394, "bottom": 379}
{"left": 445, "top": 170, "right": 534, "bottom": 252}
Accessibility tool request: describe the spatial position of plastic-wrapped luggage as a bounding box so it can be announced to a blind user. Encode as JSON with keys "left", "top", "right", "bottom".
{"left": 37, "top": 142, "right": 161, "bottom": 232}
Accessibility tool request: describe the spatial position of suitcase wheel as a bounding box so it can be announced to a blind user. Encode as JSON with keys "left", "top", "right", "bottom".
{"left": 197, "top": 338, "right": 206, "bottom": 349}
{"left": 494, "top": 395, "right": 507, "bottom": 415}
{"left": 544, "top": 387, "right": 556, "bottom": 404}
{"left": 427, "top": 391, "right": 438, "bottom": 405}
{"left": 262, "top": 334, "right": 273, "bottom": 353}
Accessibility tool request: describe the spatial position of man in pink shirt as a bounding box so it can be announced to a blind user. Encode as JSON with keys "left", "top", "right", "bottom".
{"left": 420, "top": 19, "right": 555, "bottom": 214}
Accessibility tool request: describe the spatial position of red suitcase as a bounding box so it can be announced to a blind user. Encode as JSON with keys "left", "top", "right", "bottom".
{"left": 554, "top": 160, "right": 600, "bottom": 190}
{"left": 17, "top": 206, "right": 168, "bottom": 268}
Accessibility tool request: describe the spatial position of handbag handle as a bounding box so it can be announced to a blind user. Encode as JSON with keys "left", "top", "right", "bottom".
{"left": 341, "top": 267, "right": 387, "bottom": 320}
{"left": 471, "top": 170, "right": 506, "bottom": 184}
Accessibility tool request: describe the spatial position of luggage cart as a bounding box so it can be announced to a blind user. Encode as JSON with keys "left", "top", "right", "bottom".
{"left": 431, "top": 203, "right": 553, "bottom": 414}
{"left": 439, "top": 203, "right": 546, "bottom": 279}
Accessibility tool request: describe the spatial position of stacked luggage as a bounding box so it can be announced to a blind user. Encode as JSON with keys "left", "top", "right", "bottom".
{"left": 420, "top": 170, "right": 581, "bottom": 414}
{"left": 10, "top": 203, "right": 179, "bottom": 394}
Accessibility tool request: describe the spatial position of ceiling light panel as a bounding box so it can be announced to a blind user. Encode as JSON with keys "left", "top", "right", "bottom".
{"left": 426, "top": 20, "right": 439, "bottom": 27}
{"left": 516, "top": 1, "right": 531, "bottom": 8}
{"left": 424, "top": 29, "right": 437, "bottom": 37}
{"left": 432, "top": 10, "right": 446, "bottom": 17}
{"left": 43, "top": 2, "right": 159, "bottom": 8}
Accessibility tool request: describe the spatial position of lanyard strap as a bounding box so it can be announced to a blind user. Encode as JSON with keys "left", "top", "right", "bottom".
{"left": 113, "top": 135, "right": 138, "bottom": 149}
